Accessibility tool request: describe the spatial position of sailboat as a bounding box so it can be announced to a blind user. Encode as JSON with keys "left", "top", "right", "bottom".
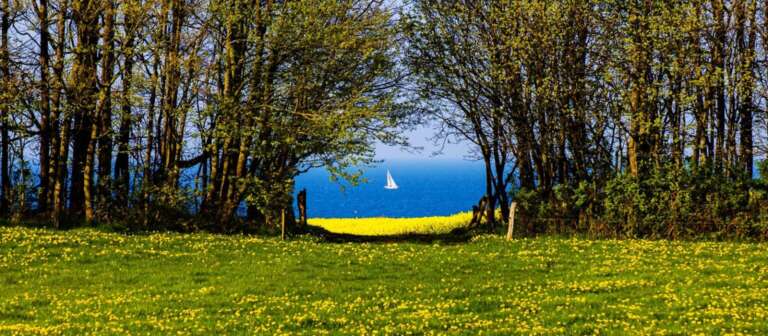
{"left": 384, "top": 169, "right": 399, "bottom": 190}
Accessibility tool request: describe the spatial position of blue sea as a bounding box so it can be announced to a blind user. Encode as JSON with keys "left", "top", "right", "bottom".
{"left": 294, "top": 159, "right": 487, "bottom": 218}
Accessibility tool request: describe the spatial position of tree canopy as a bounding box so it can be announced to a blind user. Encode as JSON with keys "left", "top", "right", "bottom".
{"left": 1, "top": 0, "right": 768, "bottom": 238}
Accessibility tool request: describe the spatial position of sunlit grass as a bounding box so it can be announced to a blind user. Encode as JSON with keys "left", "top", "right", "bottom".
{"left": 2, "top": 227, "right": 768, "bottom": 334}
{"left": 308, "top": 211, "right": 473, "bottom": 236}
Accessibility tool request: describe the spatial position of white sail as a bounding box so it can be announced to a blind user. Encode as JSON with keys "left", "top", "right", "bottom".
{"left": 385, "top": 169, "right": 399, "bottom": 190}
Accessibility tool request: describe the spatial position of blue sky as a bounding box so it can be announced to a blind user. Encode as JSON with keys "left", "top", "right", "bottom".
{"left": 375, "top": 125, "right": 471, "bottom": 160}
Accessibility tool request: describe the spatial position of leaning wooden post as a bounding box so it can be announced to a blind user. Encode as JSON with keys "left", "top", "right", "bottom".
{"left": 506, "top": 202, "right": 517, "bottom": 240}
{"left": 297, "top": 189, "right": 307, "bottom": 229}
{"left": 281, "top": 209, "right": 286, "bottom": 241}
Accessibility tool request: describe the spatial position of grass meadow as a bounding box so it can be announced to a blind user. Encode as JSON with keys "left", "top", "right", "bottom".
{"left": 1, "top": 224, "right": 768, "bottom": 335}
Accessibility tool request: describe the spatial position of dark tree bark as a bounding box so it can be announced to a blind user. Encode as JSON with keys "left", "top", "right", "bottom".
{"left": 96, "top": 0, "right": 116, "bottom": 209}
{"left": 158, "top": 0, "right": 184, "bottom": 188}
{"left": 51, "top": 0, "right": 69, "bottom": 226}
{"left": 738, "top": 0, "right": 757, "bottom": 179}
{"left": 114, "top": 2, "right": 137, "bottom": 206}
{"left": 37, "top": 0, "right": 52, "bottom": 213}
{"left": 0, "top": 0, "right": 11, "bottom": 216}
{"left": 68, "top": 0, "right": 100, "bottom": 218}
{"left": 712, "top": 0, "right": 727, "bottom": 170}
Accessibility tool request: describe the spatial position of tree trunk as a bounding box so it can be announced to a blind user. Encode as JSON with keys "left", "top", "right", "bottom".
{"left": 83, "top": 111, "right": 98, "bottom": 223}
{"left": 219, "top": 0, "right": 256, "bottom": 224}
{"left": 159, "top": 0, "right": 183, "bottom": 187}
{"left": 114, "top": 6, "right": 135, "bottom": 205}
{"left": 482, "top": 151, "right": 496, "bottom": 228}
{"left": 68, "top": 0, "right": 100, "bottom": 218}
{"left": 97, "top": 0, "right": 116, "bottom": 206}
{"left": 142, "top": 51, "right": 159, "bottom": 225}
{"left": 52, "top": 115, "right": 71, "bottom": 227}
{"left": 627, "top": 0, "right": 653, "bottom": 178}
{"left": 37, "top": 0, "right": 52, "bottom": 213}
{"left": 0, "top": 0, "right": 10, "bottom": 216}
{"left": 49, "top": 0, "right": 67, "bottom": 224}
{"left": 713, "top": 0, "right": 727, "bottom": 170}
{"left": 738, "top": 0, "right": 756, "bottom": 179}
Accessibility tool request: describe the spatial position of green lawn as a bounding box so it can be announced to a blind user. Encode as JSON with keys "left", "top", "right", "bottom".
{"left": 1, "top": 227, "right": 767, "bottom": 335}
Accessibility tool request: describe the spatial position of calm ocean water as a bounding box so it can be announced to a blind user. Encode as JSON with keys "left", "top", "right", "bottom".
{"left": 294, "top": 159, "right": 487, "bottom": 218}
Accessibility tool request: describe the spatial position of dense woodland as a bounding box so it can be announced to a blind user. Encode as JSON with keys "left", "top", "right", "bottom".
{"left": 406, "top": 0, "right": 768, "bottom": 239}
{"left": 1, "top": 0, "right": 768, "bottom": 238}
{"left": 0, "top": 0, "right": 407, "bottom": 231}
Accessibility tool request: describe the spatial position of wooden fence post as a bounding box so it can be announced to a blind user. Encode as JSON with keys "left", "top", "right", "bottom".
{"left": 506, "top": 202, "right": 517, "bottom": 240}
{"left": 470, "top": 196, "right": 488, "bottom": 228}
{"left": 297, "top": 189, "right": 307, "bottom": 229}
{"left": 281, "top": 209, "right": 286, "bottom": 241}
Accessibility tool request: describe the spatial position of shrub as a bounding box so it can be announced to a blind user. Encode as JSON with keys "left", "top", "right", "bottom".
{"left": 516, "top": 165, "right": 766, "bottom": 240}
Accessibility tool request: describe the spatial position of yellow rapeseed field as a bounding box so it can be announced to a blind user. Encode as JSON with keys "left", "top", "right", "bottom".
{"left": 308, "top": 211, "right": 474, "bottom": 236}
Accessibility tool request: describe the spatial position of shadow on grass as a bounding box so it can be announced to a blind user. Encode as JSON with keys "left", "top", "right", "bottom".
{"left": 304, "top": 225, "right": 475, "bottom": 244}
{"left": 2, "top": 217, "right": 482, "bottom": 243}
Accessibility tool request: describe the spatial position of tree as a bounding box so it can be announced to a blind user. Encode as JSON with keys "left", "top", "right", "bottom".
{"left": 35, "top": 0, "right": 52, "bottom": 212}
{"left": 0, "top": 0, "right": 11, "bottom": 216}
{"left": 202, "top": 0, "right": 406, "bottom": 229}
{"left": 0, "top": 0, "right": 765, "bottom": 238}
